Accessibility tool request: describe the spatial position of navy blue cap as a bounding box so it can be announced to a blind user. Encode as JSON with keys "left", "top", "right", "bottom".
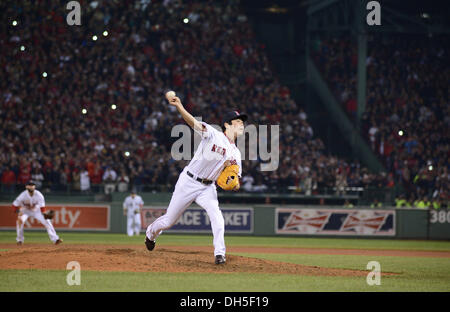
{"left": 222, "top": 111, "right": 248, "bottom": 126}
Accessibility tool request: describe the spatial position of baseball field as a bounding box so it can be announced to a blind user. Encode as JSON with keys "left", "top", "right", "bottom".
{"left": 0, "top": 231, "right": 449, "bottom": 292}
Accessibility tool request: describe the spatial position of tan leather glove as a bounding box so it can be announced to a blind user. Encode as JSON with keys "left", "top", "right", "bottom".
{"left": 217, "top": 165, "right": 240, "bottom": 191}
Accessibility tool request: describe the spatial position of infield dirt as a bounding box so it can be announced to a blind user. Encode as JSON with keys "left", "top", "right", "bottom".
{"left": 4, "top": 243, "right": 447, "bottom": 276}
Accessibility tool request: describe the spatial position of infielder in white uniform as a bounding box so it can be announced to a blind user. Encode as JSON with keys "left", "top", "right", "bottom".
{"left": 145, "top": 95, "right": 246, "bottom": 264}
{"left": 123, "top": 190, "right": 144, "bottom": 236}
{"left": 12, "top": 182, "right": 62, "bottom": 245}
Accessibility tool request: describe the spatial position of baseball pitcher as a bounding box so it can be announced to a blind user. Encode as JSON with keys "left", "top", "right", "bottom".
{"left": 145, "top": 93, "right": 246, "bottom": 264}
{"left": 12, "top": 182, "right": 62, "bottom": 245}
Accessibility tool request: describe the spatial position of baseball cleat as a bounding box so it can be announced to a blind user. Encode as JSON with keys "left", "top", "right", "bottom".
{"left": 17, "top": 241, "right": 23, "bottom": 246}
{"left": 55, "top": 239, "right": 63, "bottom": 245}
{"left": 215, "top": 255, "right": 226, "bottom": 265}
{"left": 145, "top": 237, "right": 155, "bottom": 251}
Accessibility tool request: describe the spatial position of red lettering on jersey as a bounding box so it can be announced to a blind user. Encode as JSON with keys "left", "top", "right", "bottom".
{"left": 211, "top": 145, "right": 227, "bottom": 157}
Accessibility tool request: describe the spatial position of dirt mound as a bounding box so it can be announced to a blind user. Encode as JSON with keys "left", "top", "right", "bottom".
{"left": 0, "top": 243, "right": 385, "bottom": 277}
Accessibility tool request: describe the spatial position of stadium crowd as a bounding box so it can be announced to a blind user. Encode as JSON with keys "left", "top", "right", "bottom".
{"left": 313, "top": 34, "right": 449, "bottom": 208}
{"left": 0, "top": 0, "right": 405, "bottom": 202}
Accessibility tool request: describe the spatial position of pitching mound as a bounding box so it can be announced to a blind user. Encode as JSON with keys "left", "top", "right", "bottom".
{"left": 0, "top": 243, "right": 396, "bottom": 277}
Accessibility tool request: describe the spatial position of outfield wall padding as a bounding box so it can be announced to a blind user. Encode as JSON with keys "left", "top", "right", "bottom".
{"left": 1, "top": 198, "right": 448, "bottom": 239}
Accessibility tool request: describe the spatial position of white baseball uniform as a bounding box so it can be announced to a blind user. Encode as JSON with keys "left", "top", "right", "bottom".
{"left": 146, "top": 121, "right": 242, "bottom": 257}
{"left": 13, "top": 190, "right": 60, "bottom": 243}
{"left": 123, "top": 195, "right": 144, "bottom": 236}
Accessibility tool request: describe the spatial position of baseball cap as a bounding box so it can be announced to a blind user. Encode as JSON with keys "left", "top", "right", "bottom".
{"left": 222, "top": 111, "right": 248, "bottom": 127}
{"left": 26, "top": 181, "right": 36, "bottom": 186}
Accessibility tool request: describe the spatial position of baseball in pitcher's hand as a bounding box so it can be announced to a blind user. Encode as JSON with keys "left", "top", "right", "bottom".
{"left": 168, "top": 96, "right": 182, "bottom": 108}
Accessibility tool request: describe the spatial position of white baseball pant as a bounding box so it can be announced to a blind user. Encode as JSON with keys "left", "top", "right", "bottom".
{"left": 146, "top": 168, "right": 225, "bottom": 256}
{"left": 127, "top": 212, "right": 141, "bottom": 236}
{"left": 16, "top": 209, "right": 60, "bottom": 243}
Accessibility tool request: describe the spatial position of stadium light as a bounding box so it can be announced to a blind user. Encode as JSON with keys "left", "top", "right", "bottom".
{"left": 42, "top": 72, "right": 48, "bottom": 78}
{"left": 428, "top": 165, "right": 433, "bottom": 171}
{"left": 12, "top": 20, "right": 18, "bottom": 26}
{"left": 398, "top": 130, "right": 404, "bottom": 136}
{"left": 82, "top": 108, "right": 87, "bottom": 114}
{"left": 124, "top": 151, "right": 130, "bottom": 157}
{"left": 111, "top": 104, "right": 117, "bottom": 110}
{"left": 20, "top": 45, "right": 25, "bottom": 51}
{"left": 92, "top": 35, "right": 98, "bottom": 41}
{"left": 183, "top": 18, "right": 189, "bottom": 24}
{"left": 103, "top": 31, "right": 108, "bottom": 37}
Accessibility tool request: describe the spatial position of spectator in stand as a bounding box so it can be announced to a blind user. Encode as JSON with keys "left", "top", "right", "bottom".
{"left": 80, "top": 168, "right": 91, "bottom": 193}
{"left": 335, "top": 169, "right": 348, "bottom": 196}
{"left": 17, "top": 161, "right": 31, "bottom": 186}
{"left": 132, "top": 165, "right": 146, "bottom": 193}
{"left": 59, "top": 165, "right": 69, "bottom": 191}
{"left": 370, "top": 199, "right": 383, "bottom": 208}
{"left": 31, "top": 168, "right": 44, "bottom": 190}
{"left": 241, "top": 174, "right": 255, "bottom": 192}
{"left": 102, "top": 166, "right": 117, "bottom": 194}
{"left": 72, "top": 169, "right": 80, "bottom": 192}
{"left": 395, "top": 194, "right": 410, "bottom": 208}
{"left": 1, "top": 166, "right": 16, "bottom": 193}
{"left": 343, "top": 199, "right": 354, "bottom": 208}
{"left": 90, "top": 165, "right": 104, "bottom": 193}
{"left": 117, "top": 170, "right": 130, "bottom": 193}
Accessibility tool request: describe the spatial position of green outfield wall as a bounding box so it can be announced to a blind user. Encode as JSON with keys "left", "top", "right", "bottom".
{"left": 0, "top": 193, "right": 448, "bottom": 240}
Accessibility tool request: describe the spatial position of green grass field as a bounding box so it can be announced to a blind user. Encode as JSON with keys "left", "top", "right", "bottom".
{"left": 0, "top": 231, "right": 449, "bottom": 292}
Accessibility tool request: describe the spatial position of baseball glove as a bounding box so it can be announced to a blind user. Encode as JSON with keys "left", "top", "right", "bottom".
{"left": 43, "top": 210, "right": 55, "bottom": 220}
{"left": 217, "top": 165, "right": 240, "bottom": 191}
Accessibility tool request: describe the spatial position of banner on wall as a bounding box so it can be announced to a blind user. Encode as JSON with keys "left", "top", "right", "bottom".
{"left": 0, "top": 204, "right": 110, "bottom": 231}
{"left": 141, "top": 207, "right": 253, "bottom": 233}
{"left": 276, "top": 208, "right": 395, "bottom": 236}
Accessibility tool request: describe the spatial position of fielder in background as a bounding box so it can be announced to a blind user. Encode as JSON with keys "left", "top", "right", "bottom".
{"left": 123, "top": 190, "right": 144, "bottom": 236}
{"left": 12, "top": 182, "right": 62, "bottom": 245}
{"left": 145, "top": 91, "right": 246, "bottom": 265}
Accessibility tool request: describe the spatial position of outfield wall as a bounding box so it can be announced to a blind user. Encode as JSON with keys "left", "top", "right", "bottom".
{"left": 1, "top": 199, "right": 449, "bottom": 239}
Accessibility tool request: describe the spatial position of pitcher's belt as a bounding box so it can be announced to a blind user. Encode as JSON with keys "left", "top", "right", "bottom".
{"left": 186, "top": 171, "right": 213, "bottom": 185}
